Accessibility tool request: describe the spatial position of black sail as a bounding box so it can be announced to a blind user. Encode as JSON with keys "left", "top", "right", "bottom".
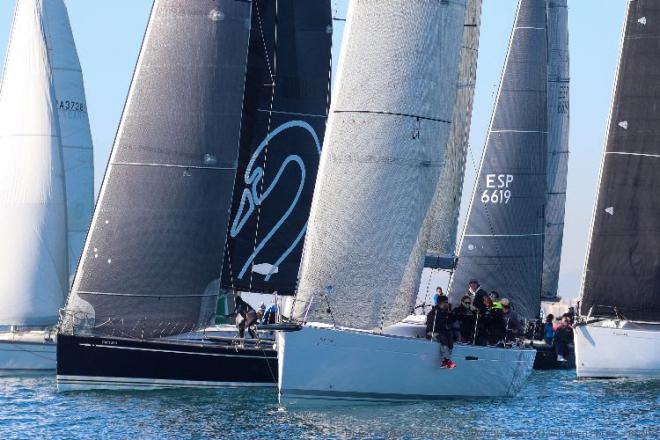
{"left": 581, "top": 0, "right": 660, "bottom": 322}
{"left": 63, "top": 0, "right": 251, "bottom": 338}
{"left": 450, "top": 0, "right": 548, "bottom": 320}
{"left": 221, "top": 0, "right": 332, "bottom": 295}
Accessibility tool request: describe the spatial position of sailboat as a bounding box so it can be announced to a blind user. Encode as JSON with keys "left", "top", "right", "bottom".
{"left": 0, "top": 0, "right": 93, "bottom": 372}
{"left": 574, "top": 0, "right": 660, "bottom": 379}
{"left": 279, "top": 0, "right": 536, "bottom": 406}
{"left": 449, "top": 0, "right": 562, "bottom": 322}
{"left": 57, "top": 0, "right": 332, "bottom": 391}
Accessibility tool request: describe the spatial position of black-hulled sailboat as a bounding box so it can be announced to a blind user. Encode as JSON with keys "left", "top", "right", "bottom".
{"left": 57, "top": 0, "right": 332, "bottom": 391}
{"left": 575, "top": 0, "right": 660, "bottom": 379}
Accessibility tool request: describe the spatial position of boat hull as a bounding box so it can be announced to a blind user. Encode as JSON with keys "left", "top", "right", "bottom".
{"left": 575, "top": 320, "right": 660, "bottom": 378}
{"left": 277, "top": 325, "right": 536, "bottom": 406}
{"left": 56, "top": 333, "right": 277, "bottom": 391}
{"left": 0, "top": 331, "right": 56, "bottom": 373}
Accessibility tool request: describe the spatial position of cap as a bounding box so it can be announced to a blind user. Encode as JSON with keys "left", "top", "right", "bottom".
{"left": 469, "top": 278, "right": 478, "bottom": 284}
{"left": 501, "top": 298, "right": 510, "bottom": 307}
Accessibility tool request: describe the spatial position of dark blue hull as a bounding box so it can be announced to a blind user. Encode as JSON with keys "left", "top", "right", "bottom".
{"left": 56, "top": 333, "right": 277, "bottom": 391}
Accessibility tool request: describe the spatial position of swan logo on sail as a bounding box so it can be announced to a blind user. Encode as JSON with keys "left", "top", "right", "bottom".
{"left": 230, "top": 120, "right": 321, "bottom": 281}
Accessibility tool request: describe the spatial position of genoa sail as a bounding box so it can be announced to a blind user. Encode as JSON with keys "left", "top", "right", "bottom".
{"left": 450, "top": 0, "right": 548, "bottom": 320}
{"left": 63, "top": 0, "right": 251, "bottom": 338}
{"left": 221, "top": 0, "right": 333, "bottom": 296}
{"left": 0, "top": 0, "right": 68, "bottom": 326}
{"left": 293, "top": 0, "right": 467, "bottom": 330}
{"left": 426, "top": 0, "right": 483, "bottom": 262}
{"left": 42, "top": 0, "right": 95, "bottom": 282}
{"left": 580, "top": 0, "right": 660, "bottom": 322}
{"left": 542, "top": 0, "right": 570, "bottom": 300}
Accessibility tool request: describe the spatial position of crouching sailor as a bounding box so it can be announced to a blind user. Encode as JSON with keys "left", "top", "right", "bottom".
{"left": 426, "top": 296, "right": 456, "bottom": 369}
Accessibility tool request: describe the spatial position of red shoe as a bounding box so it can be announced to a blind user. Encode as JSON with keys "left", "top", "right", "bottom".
{"left": 440, "top": 359, "right": 450, "bottom": 368}
{"left": 446, "top": 360, "right": 457, "bottom": 369}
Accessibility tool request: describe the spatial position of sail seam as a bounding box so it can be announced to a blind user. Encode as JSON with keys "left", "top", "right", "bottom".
{"left": 256, "top": 109, "right": 327, "bottom": 118}
{"left": 606, "top": 151, "right": 660, "bottom": 159}
{"left": 112, "top": 162, "right": 236, "bottom": 171}
{"left": 490, "top": 130, "right": 548, "bottom": 133}
{"left": 464, "top": 233, "right": 544, "bottom": 238}
{"left": 76, "top": 291, "right": 218, "bottom": 298}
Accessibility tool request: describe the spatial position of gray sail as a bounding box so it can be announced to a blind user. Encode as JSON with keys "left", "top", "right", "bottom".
{"left": 542, "top": 0, "right": 569, "bottom": 300}
{"left": 292, "top": 0, "right": 467, "bottom": 330}
{"left": 426, "top": 0, "right": 483, "bottom": 261}
{"left": 450, "top": 0, "right": 548, "bottom": 320}
{"left": 63, "top": 0, "right": 251, "bottom": 338}
{"left": 221, "top": 0, "right": 332, "bottom": 295}
{"left": 580, "top": 0, "right": 660, "bottom": 322}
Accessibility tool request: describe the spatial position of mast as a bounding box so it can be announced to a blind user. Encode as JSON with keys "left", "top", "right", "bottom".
{"left": 41, "top": 0, "right": 95, "bottom": 283}
{"left": 292, "top": 0, "right": 467, "bottom": 330}
{"left": 542, "top": 0, "right": 570, "bottom": 300}
{"left": 0, "top": 0, "right": 67, "bottom": 326}
{"left": 580, "top": 0, "right": 660, "bottom": 322}
{"left": 426, "top": 0, "right": 483, "bottom": 264}
{"left": 449, "top": 0, "right": 549, "bottom": 320}
{"left": 62, "top": 0, "right": 252, "bottom": 338}
{"left": 221, "top": 0, "right": 333, "bottom": 296}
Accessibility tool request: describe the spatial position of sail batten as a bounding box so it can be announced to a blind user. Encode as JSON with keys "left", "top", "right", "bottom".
{"left": 580, "top": 0, "right": 660, "bottom": 322}
{"left": 64, "top": 0, "right": 252, "bottom": 338}
{"left": 450, "top": 0, "right": 548, "bottom": 320}
{"left": 293, "top": 0, "right": 467, "bottom": 330}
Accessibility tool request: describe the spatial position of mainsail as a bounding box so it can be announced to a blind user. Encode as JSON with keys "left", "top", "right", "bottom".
{"left": 426, "top": 0, "right": 483, "bottom": 262}
{"left": 542, "top": 0, "right": 570, "bottom": 300}
{"left": 580, "top": 0, "right": 660, "bottom": 322}
{"left": 221, "top": 0, "right": 332, "bottom": 295}
{"left": 0, "top": 0, "right": 67, "bottom": 326}
{"left": 450, "top": 0, "right": 548, "bottom": 320}
{"left": 63, "top": 0, "right": 251, "bottom": 338}
{"left": 293, "top": 0, "right": 467, "bottom": 329}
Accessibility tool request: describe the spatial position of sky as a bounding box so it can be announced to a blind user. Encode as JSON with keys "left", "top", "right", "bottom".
{"left": 0, "top": 0, "right": 629, "bottom": 299}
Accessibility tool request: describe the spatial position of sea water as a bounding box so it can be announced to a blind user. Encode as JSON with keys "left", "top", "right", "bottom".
{"left": 0, "top": 370, "right": 657, "bottom": 439}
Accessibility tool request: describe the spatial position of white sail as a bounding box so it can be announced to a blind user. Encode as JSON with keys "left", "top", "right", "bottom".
{"left": 42, "top": 0, "right": 93, "bottom": 283}
{"left": 0, "top": 0, "right": 67, "bottom": 326}
{"left": 426, "top": 0, "right": 483, "bottom": 258}
{"left": 294, "top": 0, "right": 467, "bottom": 329}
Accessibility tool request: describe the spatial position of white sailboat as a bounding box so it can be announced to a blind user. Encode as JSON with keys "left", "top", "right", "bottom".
{"left": 279, "top": 0, "right": 536, "bottom": 406}
{"left": 0, "top": 0, "right": 93, "bottom": 372}
{"left": 575, "top": 0, "right": 660, "bottom": 379}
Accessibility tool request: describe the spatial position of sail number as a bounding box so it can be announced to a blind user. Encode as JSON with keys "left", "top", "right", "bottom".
{"left": 481, "top": 174, "right": 513, "bottom": 204}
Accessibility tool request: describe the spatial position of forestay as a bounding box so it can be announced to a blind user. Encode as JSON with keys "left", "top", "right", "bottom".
{"left": 542, "top": 0, "right": 570, "bottom": 300}
{"left": 580, "top": 0, "right": 660, "bottom": 322}
{"left": 63, "top": 0, "right": 251, "bottom": 338}
{"left": 450, "top": 0, "right": 548, "bottom": 320}
{"left": 0, "top": 0, "right": 68, "bottom": 326}
{"left": 42, "top": 0, "right": 94, "bottom": 283}
{"left": 293, "top": 0, "right": 467, "bottom": 330}
{"left": 221, "top": 0, "right": 332, "bottom": 296}
{"left": 426, "top": 0, "right": 483, "bottom": 260}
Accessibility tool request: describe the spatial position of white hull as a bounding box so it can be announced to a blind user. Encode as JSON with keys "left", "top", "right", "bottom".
{"left": 0, "top": 330, "right": 56, "bottom": 372}
{"left": 277, "top": 325, "right": 535, "bottom": 406}
{"left": 575, "top": 320, "right": 660, "bottom": 379}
